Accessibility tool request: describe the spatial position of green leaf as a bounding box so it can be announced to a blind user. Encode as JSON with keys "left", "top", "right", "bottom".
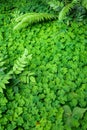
{"left": 0, "top": 87, "right": 3, "bottom": 93}
{"left": 72, "top": 107, "right": 87, "bottom": 120}
{"left": 63, "top": 105, "right": 72, "bottom": 127}
{"left": 30, "top": 76, "right": 36, "bottom": 83}
{"left": 63, "top": 105, "right": 72, "bottom": 117}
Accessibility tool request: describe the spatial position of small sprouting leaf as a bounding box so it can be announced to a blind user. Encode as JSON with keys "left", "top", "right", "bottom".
{"left": 27, "top": 54, "right": 32, "bottom": 60}
{"left": 16, "top": 107, "right": 23, "bottom": 115}
{"left": 13, "top": 86, "right": 19, "bottom": 93}
{"left": 63, "top": 105, "right": 72, "bottom": 127}
{"left": 72, "top": 107, "right": 87, "bottom": 120}
{"left": 30, "top": 76, "right": 36, "bottom": 83}
{"left": 63, "top": 105, "right": 72, "bottom": 117}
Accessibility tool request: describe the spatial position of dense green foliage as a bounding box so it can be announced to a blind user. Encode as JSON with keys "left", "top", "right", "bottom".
{"left": 0, "top": 0, "right": 87, "bottom": 130}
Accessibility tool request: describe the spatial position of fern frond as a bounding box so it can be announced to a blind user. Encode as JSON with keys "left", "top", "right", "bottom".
{"left": 13, "top": 49, "right": 32, "bottom": 74}
{"left": 13, "top": 13, "right": 58, "bottom": 30}
{"left": 59, "top": 0, "right": 78, "bottom": 20}
{"left": 20, "top": 71, "right": 35, "bottom": 84}
{"left": 0, "top": 53, "right": 12, "bottom": 93}
{"left": 0, "top": 53, "right": 7, "bottom": 71}
{"left": 0, "top": 57, "right": 5, "bottom": 67}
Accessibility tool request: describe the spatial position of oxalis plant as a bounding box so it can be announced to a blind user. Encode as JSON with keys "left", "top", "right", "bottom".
{"left": 0, "top": 1, "right": 87, "bottom": 129}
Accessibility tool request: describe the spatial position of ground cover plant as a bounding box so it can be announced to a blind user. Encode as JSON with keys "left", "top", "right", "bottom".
{"left": 0, "top": 0, "right": 87, "bottom": 130}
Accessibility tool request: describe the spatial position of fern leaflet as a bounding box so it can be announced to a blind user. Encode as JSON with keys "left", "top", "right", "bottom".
{"left": 0, "top": 54, "right": 12, "bottom": 93}
{"left": 13, "top": 13, "right": 58, "bottom": 30}
{"left": 59, "top": 0, "right": 79, "bottom": 20}
{"left": 13, "top": 49, "right": 32, "bottom": 74}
